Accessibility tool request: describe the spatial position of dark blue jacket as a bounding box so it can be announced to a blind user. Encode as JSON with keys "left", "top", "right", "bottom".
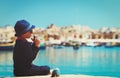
{"left": 13, "top": 38, "right": 39, "bottom": 76}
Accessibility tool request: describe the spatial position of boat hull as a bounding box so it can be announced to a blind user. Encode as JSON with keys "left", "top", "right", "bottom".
{"left": 0, "top": 46, "right": 14, "bottom": 50}
{"left": 0, "top": 42, "right": 15, "bottom": 50}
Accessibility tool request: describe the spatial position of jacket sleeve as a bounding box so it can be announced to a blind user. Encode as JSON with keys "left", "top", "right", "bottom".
{"left": 20, "top": 41, "right": 40, "bottom": 66}
{"left": 31, "top": 43, "right": 40, "bottom": 60}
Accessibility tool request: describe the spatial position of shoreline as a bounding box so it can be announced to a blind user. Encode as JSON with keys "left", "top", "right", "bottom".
{"left": 72, "top": 39, "right": 120, "bottom": 43}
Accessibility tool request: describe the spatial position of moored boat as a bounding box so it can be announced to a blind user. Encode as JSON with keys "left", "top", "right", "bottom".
{"left": 0, "top": 41, "right": 15, "bottom": 50}
{"left": 40, "top": 43, "right": 46, "bottom": 50}
{"left": 73, "top": 44, "right": 79, "bottom": 50}
{"left": 104, "top": 42, "right": 117, "bottom": 47}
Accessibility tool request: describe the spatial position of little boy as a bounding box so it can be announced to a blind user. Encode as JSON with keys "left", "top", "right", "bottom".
{"left": 13, "top": 20, "right": 50, "bottom": 76}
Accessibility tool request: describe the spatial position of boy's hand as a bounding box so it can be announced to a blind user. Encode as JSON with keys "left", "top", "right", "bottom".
{"left": 32, "top": 36, "right": 40, "bottom": 48}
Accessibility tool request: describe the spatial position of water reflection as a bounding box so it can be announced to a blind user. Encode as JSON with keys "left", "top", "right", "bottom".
{"left": 44, "top": 47, "right": 120, "bottom": 67}
{"left": 0, "top": 46, "right": 120, "bottom": 76}
{"left": 0, "top": 51, "right": 13, "bottom": 76}
{"left": 0, "top": 51, "right": 13, "bottom": 65}
{"left": 34, "top": 46, "right": 120, "bottom": 76}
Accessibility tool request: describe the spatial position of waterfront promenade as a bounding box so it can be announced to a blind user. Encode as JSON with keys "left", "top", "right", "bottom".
{"left": 5, "top": 74, "right": 116, "bottom": 78}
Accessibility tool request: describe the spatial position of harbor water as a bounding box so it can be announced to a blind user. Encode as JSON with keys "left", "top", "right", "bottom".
{"left": 0, "top": 46, "right": 120, "bottom": 77}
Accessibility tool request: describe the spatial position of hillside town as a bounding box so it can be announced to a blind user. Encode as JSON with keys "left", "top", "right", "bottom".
{"left": 0, "top": 24, "right": 120, "bottom": 49}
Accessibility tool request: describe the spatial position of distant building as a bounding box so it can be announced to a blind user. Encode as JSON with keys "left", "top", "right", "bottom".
{"left": 0, "top": 26, "right": 15, "bottom": 42}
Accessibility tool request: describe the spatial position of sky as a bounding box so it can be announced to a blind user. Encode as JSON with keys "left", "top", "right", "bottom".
{"left": 0, "top": 0, "right": 120, "bottom": 29}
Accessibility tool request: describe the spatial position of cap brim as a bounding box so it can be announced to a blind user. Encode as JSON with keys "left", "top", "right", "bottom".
{"left": 28, "top": 25, "right": 35, "bottom": 31}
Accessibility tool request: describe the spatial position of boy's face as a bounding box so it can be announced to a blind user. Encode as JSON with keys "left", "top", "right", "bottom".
{"left": 22, "top": 30, "right": 33, "bottom": 38}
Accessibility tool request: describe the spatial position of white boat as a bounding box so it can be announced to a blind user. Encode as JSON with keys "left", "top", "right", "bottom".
{"left": 86, "top": 42, "right": 101, "bottom": 47}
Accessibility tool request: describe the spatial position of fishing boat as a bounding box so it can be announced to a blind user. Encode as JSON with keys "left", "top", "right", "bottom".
{"left": 0, "top": 41, "right": 15, "bottom": 50}
{"left": 40, "top": 43, "right": 46, "bottom": 50}
{"left": 72, "top": 41, "right": 80, "bottom": 50}
{"left": 73, "top": 44, "right": 79, "bottom": 50}
{"left": 86, "top": 42, "right": 102, "bottom": 47}
{"left": 104, "top": 42, "right": 116, "bottom": 48}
